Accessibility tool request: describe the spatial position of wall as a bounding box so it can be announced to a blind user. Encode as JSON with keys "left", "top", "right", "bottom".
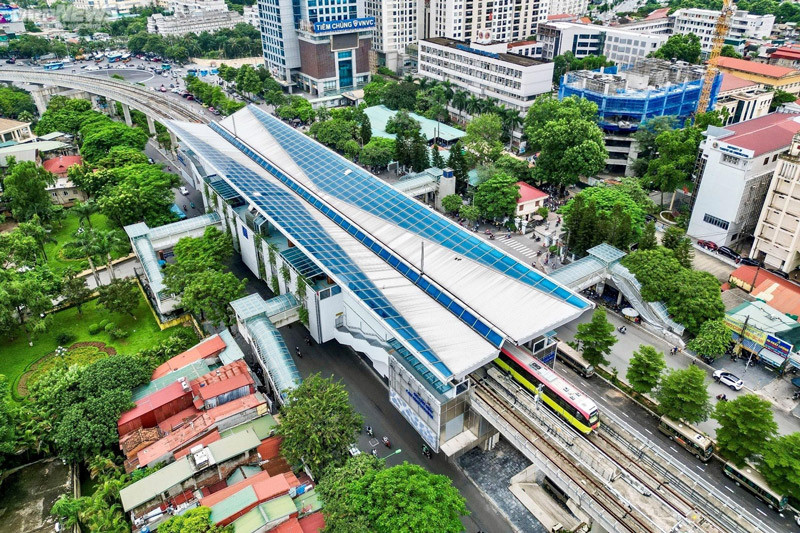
{"left": 236, "top": 218, "right": 260, "bottom": 278}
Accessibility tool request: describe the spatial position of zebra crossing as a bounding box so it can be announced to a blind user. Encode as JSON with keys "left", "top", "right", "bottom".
{"left": 497, "top": 237, "right": 538, "bottom": 258}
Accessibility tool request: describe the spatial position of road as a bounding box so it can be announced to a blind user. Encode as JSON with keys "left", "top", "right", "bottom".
{"left": 273, "top": 323, "right": 516, "bottom": 533}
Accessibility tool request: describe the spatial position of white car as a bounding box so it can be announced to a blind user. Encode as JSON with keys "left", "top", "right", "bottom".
{"left": 713, "top": 369, "right": 744, "bottom": 391}
{"left": 179, "top": 186, "right": 189, "bottom": 195}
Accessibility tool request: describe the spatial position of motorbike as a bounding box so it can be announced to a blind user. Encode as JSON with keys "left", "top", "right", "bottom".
{"left": 488, "top": 234, "right": 495, "bottom": 240}
{"left": 617, "top": 326, "right": 627, "bottom": 334}
{"left": 793, "top": 391, "right": 800, "bottom": 400}
{"left": 366, "top": 426, "right": 374, "bottom": 437}
{"left": 295, "top": 346, "right": 302, "bottom": 358}
{"left": 716, "top": 394, "right": 728, "bottom": 402}
{"left": 382, "top": 436, "right": 391, "bottom": 448}
{"left": 422, "top": 445, "right": 432, "bottom": 459}
{"left": 371, "top": 448, "right": 378, "bottom": 457}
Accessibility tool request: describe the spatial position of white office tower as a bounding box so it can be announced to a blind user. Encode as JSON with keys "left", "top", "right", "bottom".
{"left": 672, "top": 9, "right": 775, "bottom": 53}
{"left": 168, "top": 0, "right": 227, "bottom": 16}
{"left": 427, "top": 0, "right": 547, "bottom": 43}
{"left": 366, "top": 0, "right": 424, "bottom": 71}
{"left": 547, "top": 0, "right": 588, "bottom": 16}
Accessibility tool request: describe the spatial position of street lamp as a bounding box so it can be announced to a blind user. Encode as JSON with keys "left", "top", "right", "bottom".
{"left": 381, "top": 448, "right": 402, "bottom": 460}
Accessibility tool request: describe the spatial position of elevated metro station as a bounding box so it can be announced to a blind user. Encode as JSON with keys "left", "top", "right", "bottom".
{"left": 167, "top": 104, "right": 593, "bottom": 452}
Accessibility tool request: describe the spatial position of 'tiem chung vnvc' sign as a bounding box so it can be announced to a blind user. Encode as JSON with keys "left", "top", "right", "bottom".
{"left": 313, "top": 17, "right": 375, "bottom": 34}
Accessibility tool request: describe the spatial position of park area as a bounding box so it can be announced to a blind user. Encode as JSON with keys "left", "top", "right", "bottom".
{"left": 6, "top": 291, "right": 178, "bottom": 401}
{"left": 42, "top": 210, "right": 128, "bottom": 277}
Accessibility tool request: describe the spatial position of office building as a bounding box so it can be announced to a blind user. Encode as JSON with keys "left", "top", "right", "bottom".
{"left": 167, "top": 0, "right": 227, "bottom": 15}
{"left": 714, "top": 73, "right": 773, "bottom": 126}
{"left": 751, "top": 132, "right": 800, "bottom": 273}
{"left": 427, "top": 0, "right": 547, "bottom": 45}
{"left": 536, "top": 21, "right": 667, "bottom": 67}
{"left": 559, "top": 58, "right": 719, "bottom": 175}
{"left": 168, "top": 104, "right": 589, "bottom": 452}
{"left": 74, "top": 0, "right": 152, "bottom": 14}
{"left": 258, "top": 0, "right": 373, "bottom": 95}
{"left": 672, "top": 9, "right": 774, "bottom": 54}
{"left": 418, "top": 37, "right": 554, "bottom": 113}
{"left": 617, "top": 8, "right": 673, "bottom": 35}
{"left": 365, "top": 0, "right": 421, "bottom": 71}
{"left": 147, "top": 10, "right": 244, "bottom": 36}
{"left": 548, "top": 0, "right": 588, "bottom": 16}
{"left": 688, "top": 113, "right": 800, "bottom": 248}
{"left": 716, "top": 56, "right": 800, "bottom": 95}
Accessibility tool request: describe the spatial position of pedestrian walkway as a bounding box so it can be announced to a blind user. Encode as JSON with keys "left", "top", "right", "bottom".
{"left": 499, "top": 238, "right": 538, "bottom": 259}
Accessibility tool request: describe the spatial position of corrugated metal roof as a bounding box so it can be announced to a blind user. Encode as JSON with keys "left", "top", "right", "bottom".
{"left": 220, "top": 414, "right": 277, "bottom": 441}
{"left": 132, "top": 360, "right": 212, "bottom": 402}
{"left": 208, "top": 428, "right": 260, "bottom": 462}
{"left": 120, "top": 457, "right": 194, "bottom": 511}
{"left": 232, "top": 506, "right": 267, "bottom": 533}
{"left": 210, "top": 485, "right": 258, "bottom": 524}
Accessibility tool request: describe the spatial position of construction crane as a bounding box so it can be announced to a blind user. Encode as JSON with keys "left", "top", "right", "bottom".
{"left": 696, "top": 0, "right": 735, "bottom": 114}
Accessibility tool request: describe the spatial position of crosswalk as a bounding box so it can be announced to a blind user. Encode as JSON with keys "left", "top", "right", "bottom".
{"left": 497, "top": 237, "right": 538, "bottom": 258}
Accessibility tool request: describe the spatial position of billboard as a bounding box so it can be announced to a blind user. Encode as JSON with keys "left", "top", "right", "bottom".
{"left": 313, "top": 17, "right": 375, "bottom": 34}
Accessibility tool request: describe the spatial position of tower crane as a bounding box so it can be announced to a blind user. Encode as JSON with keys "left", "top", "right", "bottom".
{"left": 696, "top": 0, "right": 735, "bottom": 114}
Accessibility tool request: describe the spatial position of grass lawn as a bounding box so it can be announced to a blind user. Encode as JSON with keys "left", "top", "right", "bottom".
{"left": 44, "top": 210, "right": 129, "bottom": 277}
{"left": 3, "top": 293, "right": 177, "bottom": 400}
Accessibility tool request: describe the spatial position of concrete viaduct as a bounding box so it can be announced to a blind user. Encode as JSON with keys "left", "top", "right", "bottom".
{"left": 0, "top": 68, "right": 207, "bottom": 145}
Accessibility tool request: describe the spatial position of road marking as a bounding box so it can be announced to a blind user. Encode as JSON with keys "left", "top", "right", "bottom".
{"left": 644, "top": 429, "right": 653, "bottom": 435}
{"left": 670, "top": 446, "right": 679, "bottom": 453}
{"left": 756, "top": 509, "right": 767, "bottom": 517}
{"left": 695, "top": 465, "right": 704, "bottom": 472}
{"left": 725, "top": 486, "right": 734, "bottom": 493}
{"left": 622, "top": 412, "right": 630, "bottom": 418}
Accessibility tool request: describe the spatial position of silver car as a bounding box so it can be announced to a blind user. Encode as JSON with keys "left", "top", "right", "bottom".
{"left": 713, "top": 369, "right": 744, "bottom": 391}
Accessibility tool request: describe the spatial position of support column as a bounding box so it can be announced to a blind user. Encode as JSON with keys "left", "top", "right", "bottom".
{"left": 121, "top": 103, "right": 132, "bottom": 126}
{"left": 146, "top": 115, "right": 157, "bottom": 136}
{"left": 107, "top": 99, "right": 117, "bottom": 117}
{"left": 31, "top": 90, "right": 48, "bottom": 115}
{"left": 169, "top": 131, "right": 178, "bottom": 152}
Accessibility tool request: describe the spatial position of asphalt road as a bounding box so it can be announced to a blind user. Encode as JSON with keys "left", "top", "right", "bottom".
{"left": 275, "top": 324, "right": 516, "bottom": 533}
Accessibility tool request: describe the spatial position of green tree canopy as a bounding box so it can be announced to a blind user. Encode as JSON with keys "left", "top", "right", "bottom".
{"left": 714, "top": 394, "right": 777, "bottom": 466}
{"left": 720, "top": 44, "right": 742, "bottom": 58}
{"left": 97, "top": 278, "right": 140, "bottom": 319}
{"left": 650, "top": 33, "right": 702, "bottom": 64}
{"left": 277, "top": 373, "right": 363, "bottom": 478}
{"left": 462, "top": 113, "right": 504, "bottom": 166}
{"left": 473, "top": 171, "right": 520, "bottom": 220}
{"left": 761, "top": 432, "right": 800, "bottom": 498}
{"left": 626, "top": 345, "right": 666, "bottom": 394}
{"left": 2, "top": 160, "right": 55, "bottom": 221}
{"left": 771, "top": 89, "right": 797, "bottom": 112}
{"left": 321, "top": 459, "right": 469, "bottom": 533}
{"left": 631, "top": 116, "right": 678, "bottom": 177}
{"left": 180, "top": 270, "right": 246, "bottom": 326}
{"left": 441, "top": 194, "right": 464, "bottom": 214}
{"left": 639, "top": 221, "right": 658, "bottom": 250}
{"left": 575, "top": 308, "right": 617, "bottom": 366}
{"left": 0, "top": 87, "right": 35, "bottom": 119}
{"left": 97, "top": 164, "right": 180, "bottom": 227}
{"left": 656, "top": 366, "right": 711, "bottom": 423}
{"left": 359, "top": 137, "right": 395, "bottom": 170}
{"left": 687, "top": 319, "right": 731, "bottom": 358}
{"left": 159, "top": 506, "right": 230, "bottom": 533}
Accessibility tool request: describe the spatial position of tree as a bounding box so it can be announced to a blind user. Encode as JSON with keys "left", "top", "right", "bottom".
{"left": 61, "top": 269, "right": 93, "bottom": 315}
{"left": 459, "top": 204, "right": 480, "bottom": 224}
{"left": 462, "top": 113, "right": 504, "bottom": 166}
{"left": 382, "top": 81, "right": 419, "bottom": 110}
{"left": 720, "top": 44, "right": 742, "bottom": 59}
{"left": 431, "top": 145, "right": 446, "bottom": 169}
{"left": 668, "top": 269, "right": 724, "bottom": 335}
{"left": 662, "top": 226, "right": 693, "bottom": 268}
{"left": 96, "top": 145, "right": 149, "bottom": 169}
{"left": 650, "top": 34, "right": 702, "bottom": 64}
{"left": 71, "top": 229, "right": 102, "bottom": 287}
{"left": 94, "top": 229, "right": 129, "bottom": 281}
{"left": 770, "top": 89, "right": 797, "bottom": 112}
{"left": 525, "top": 96, "right": 606, "bottom": 193}
{"left": 277, "top": 373, "right": 363, "bottom": 478}
{"left": 575, "top": 308, "right": 617, "bottom": 366}
{"left": 631, "top": 116, "right": 677, "bottom": 177}
{"left": 644, "top": 126, "right": 702, "bottom": 207}
{"left": 656, "top": 366, "right": 711, "bottom": 423}
{"left": 18, "top": 215, "right": 56, "bottom": 263}
{"left": 97, "top": 278, "right": 140, "bottom": 319}
{"left": 0, "top": 87, "right": 35, "bottom": 119}
{"left": 359, "top": 137, "right": 395, "bottom": 170}
{"left": 761, "top": 433, "right": 800, "bottom": 498}
{"left": 662, "top": 225, "right": 685, "bottom": 250}
{"left": 2, "top": 160, "right": 55, "bottom": 221}
{"left": 687, "top": 319, "right": 731, "bottom": 360}
{"left": 639, "top": 221, "right": 657, "bottom": 250}
{"left": 713, "top": 394, "right": 777, "bottom": 465}
{"left": 626, "top": 345, "right": 665, "bottom": 394}
{"left": 447, "top": 141, "right": 470, "bottom": 195}
{"left": 80, "top": 122, "right": 149, "bottom": 165}
{"left": 181, "top": 270, "right": 245, "bottom": 326}
{"left": 159, "top": 506, "right": 229, "bottom": 533}
{"left": 473, "top": 172, "right": 520, "bottom": 220}
{"left": 562, "top": 185, "right": 647, "bottom": 253}
{"left": 321, "top": 459, "right": 468, "bottom": 533}
{"left": 441, "top": 194, "right": 463, "bottom": 214}
{"left": 97, "top": 164, "right": 180, "bottom": 227}
{"left": 72, "top": 200, "right": 99, "bottom": 229}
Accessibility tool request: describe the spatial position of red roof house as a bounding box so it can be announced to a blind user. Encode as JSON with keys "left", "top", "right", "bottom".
{"left": 298, "top": 512, "right": 325, "bottom": 533}
{"left": 728, "top": 265, "right": 800, "bottom": 319}
{"left": 42, "top": 155, "right": 82, "bottom": 177}
{"left": 718, "top": 113, "right": 800, "bottom": 157}
{"left": 151, "top": 334, "right": 227, "bottom": 379}
{"left": 516, "top": 181, "right": 549, "bottom": 222}
{"left": 117, "top": 381, "right": 193, "bottom": 436}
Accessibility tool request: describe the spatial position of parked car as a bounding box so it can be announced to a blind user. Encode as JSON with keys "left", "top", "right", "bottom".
{"left": 713, "top": 369, "right": 744, "bottom": 391}
{"left": 159, "top": 86, "right": 167, "bottom": 92}
{"left": 767, "top": 268, "right": 790, "bottom": 279}
{"left": 212, "top": 109, "right": 221, "bottom": 116}
{"left": 644, "top": 214, "right": 657, "bottom": 223}
{"left": 717, "top": 246, "right": 740, "bottom": 261}
{"left": 5, "top": 57, "right": 15, "bottom": 64}
{"left": 186, "top": 95, "right": 194, "bottom": 101}
{"left": 738, "top": 257, "right": 761, "bottom": 267}
{"left": 179, "top": 186, "right": 189, "bottom": 195}
{"left": 697, "top": 240, "right": 718, "bottom": 251}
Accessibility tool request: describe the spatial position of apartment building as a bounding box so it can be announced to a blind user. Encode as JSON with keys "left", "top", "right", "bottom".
{"left": 751, "top": 132, "right": 800, "bottom": 273}
{"left": 688, "top": 113, "right": 800, "bottom": 248}
{"left": 365, "top": 0, "right": 422, "bottom": 71}
{"left": 672, "top": 8, "right": 774, "bottom": 54}
{"left": 536, "top": 21, "right": 666, "bottom": 67}
{"left": 167, "top": 0, "right": 227, "bottom": 15}
{"left": 418, "top": 37, "right": 554, "bottom": 113}
{"left": 147, "top": 10, "right": 244, "bottom": 36}
{"left": 73, "top": 0, "right": 151, "bottom": 14}
{"left": 548, "top": 0, "right": 588, "bottom": 17}
{"left": 714, "top": 73, "right": 773, "bottom": 126}
{"left": 427, "top": 0, "right": 547, "bottom": 45}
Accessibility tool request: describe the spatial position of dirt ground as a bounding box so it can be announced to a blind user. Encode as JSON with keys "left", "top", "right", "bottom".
{"left": 0, "top": 458, "right": 73, "bottom": 533}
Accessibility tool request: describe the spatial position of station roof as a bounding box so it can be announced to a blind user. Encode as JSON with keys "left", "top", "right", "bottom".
{"left": 166, "top": 106, "right": 588, "bottom": 382}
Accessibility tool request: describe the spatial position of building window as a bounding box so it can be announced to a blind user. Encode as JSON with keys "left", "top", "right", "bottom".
{"left": 764, "top": 157, "right": 769, "bottom": 165}
{"left": 722, "top": 154, "right": 740, "bottom": 165}
{"left": 703, "top": 213, "right": 730, "bottom": 230}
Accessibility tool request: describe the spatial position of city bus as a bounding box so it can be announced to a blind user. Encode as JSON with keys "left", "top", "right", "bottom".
{"left": 107, "top": 52, "right": 123, "bottom": 63}
{"left": 657, "top": 416, "right": 713, "bottom": 462}
{"left": 555, "top": 341, "right": 594, "bottom": 378}
{"left": 723, "top": 461, "right": 788, "bottom": 511}
{"left": 42, "top": 61, "right": 64, "bottom": 70}
{"left": 161, "top": 63, "right": 171, "bottom": 71}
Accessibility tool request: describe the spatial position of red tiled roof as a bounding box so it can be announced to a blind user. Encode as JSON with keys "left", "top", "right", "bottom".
{"left": 204, "top": 393, "right": 266, "bottom": 423}
{"left": 200, "top": 470, "right": 273, "bottom": 508}
{"left": 157, "top": 406, "right": 202, "bottom": 432}
{"left": 719, "top": 73, "right": 758, "bottom": 93}
{"left": 516, "top": 181, "right": 548, "bottom": 204}
{"left": 191, "top": 360, "right": 254, "bottom": 406}
{"left": 270, "top": 518, "right": 303, "bottom": 533}
{"left": 117, "top": 381, "right": 191, "bottom": 428}
{"left": 42, "top": 155, "right": 82, "bottom": 176}
{"left": 719, "top": 113, "right": 800, "bottom": 156}
{"left": 151, "top": 334, "right": 227, "bottom": 379}
{"left": 258, "top": 436, "right": 283, "bottom": 461}
{"left": 200, "top": 471, "right": 300, "bottom": 511}
{"left": 298, "top": 512, "right": 325, "bottom": 533}
{"left": 547, "top": 13, "right": 574, "bottom": 20}
{"left": 508, "top": 40, "right": 536, "bottom": 48}
{"left": 645, "top": 7, "right": 670, "bottom": 20}
{"left": 729, "top": 266, "right": 800, "bottom": 319}
{"left": 717, "top": 57, "right": 800, "bottom": 79}
{"left": 136, "top": 413, "right": 215, "bottom": 467}
{"left": 771, "top": 48, "right": 800, "bottom": 61}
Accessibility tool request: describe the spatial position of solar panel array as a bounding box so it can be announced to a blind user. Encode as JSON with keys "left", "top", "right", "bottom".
{"left": 170, "top": 122, "right": 455, "bottom": 382}
{"left": 245, "top": 106, "right": 588, "bottom": 311}
{"left": 281, "top": 246, "right": 324, "bottom": 279}
{"left": 211, "top": 122, "right": 506, "bottom": 349}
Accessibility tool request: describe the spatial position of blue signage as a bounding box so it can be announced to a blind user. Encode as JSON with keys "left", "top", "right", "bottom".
{"left": 764, "top": 335, "right": 792, "bottom": 357}
{"left": 313, "top": 17, "right": 375, "bottom": 34}
{"left": 406, "top": 388, "right": 434, "bottom": 419}
{"left": 541, "top": 352, "right": 555, "bottom": 364}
